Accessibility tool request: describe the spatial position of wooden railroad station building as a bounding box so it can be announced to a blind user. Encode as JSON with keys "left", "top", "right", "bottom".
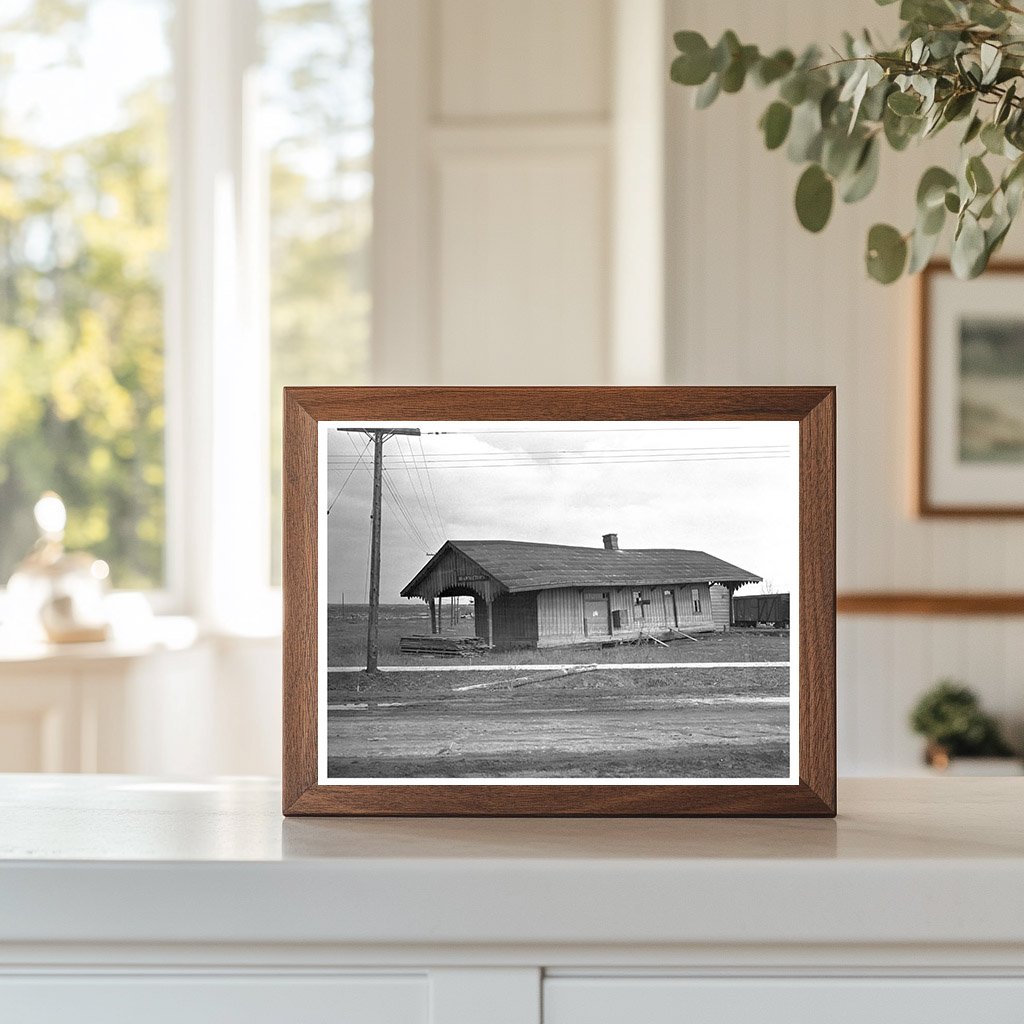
{"left": 400, "top": 533, "right": 762, "bottom": 650}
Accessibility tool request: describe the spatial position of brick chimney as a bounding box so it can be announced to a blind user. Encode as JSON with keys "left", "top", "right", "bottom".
{"left": 602, "top": 533, "right": 619, "bottom": 551}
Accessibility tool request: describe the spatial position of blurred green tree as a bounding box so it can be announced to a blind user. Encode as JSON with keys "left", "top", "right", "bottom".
{"left": 0, "top": 0, "right": 169, "bottom": 588}
{"left": 0, "top": 0, "right": 372, "bottom": 590}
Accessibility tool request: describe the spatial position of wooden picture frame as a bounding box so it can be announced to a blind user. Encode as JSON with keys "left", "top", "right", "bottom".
{"left": 917, "top": 261, "right": 1024, "bottom": 517}
{"left": 283, "top": 387, "right": 836, "bottom": 816}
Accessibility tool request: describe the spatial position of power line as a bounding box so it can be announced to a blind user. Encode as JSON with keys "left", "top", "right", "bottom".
{"left": 333, "top": 444, "right": 788, "bottom": 459}
{"left": 397, "top": 436, "right": 445, "bottom": 546}
{"left": 417, "top": 434, "right": 448, "bottom": 541}
{"left": 327, "top": 453, "right": 792, "bottom": 470}
{"left": 392, "top": 438, "right": 437, "bottom": 544}
{"left": 328, "top": 445, "right": 789, "bottom": 463}
{"left": 326, "top": 437, "right": 372, "bottom": 514}
{"left": 381, "top": 468, "right": 433, "bottom": 553}
{"left": 420, "top": 426, "right": 745, "bottom": 435}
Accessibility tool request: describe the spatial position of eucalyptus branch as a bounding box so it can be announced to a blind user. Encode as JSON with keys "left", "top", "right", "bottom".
{"left": 670, "top": 0, "right": 1024, "bottom": 283}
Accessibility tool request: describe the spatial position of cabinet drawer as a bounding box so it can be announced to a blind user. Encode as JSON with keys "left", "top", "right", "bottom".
{"left": 544, "top": 977, "right": 1024, "bottom": 1024}
{"left": 0, "top": 974, "right": 428, "bottom": 1024}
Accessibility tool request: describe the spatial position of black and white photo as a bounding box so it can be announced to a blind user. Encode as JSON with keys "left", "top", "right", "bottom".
{"left": 318, "top": 419, "right": 799, "bottom": 785}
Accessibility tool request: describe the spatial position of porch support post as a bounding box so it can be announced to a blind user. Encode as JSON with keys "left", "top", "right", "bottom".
{"left": 429, "top": 597, "right": 437, "bottom": 634}
{"left": 486, "top": 596, "right": 494, "bottom": 648}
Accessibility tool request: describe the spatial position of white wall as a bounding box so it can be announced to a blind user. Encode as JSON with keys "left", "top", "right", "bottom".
{"left": 665, "top": 0, "right": 1024, "bottom": 772}
{"left": 373, "top": 0, "right": 665, "bottom": 386}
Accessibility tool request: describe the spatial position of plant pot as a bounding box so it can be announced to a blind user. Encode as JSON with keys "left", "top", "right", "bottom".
{"left": 924, "top": 744, "right": 1023, "bottom": 776}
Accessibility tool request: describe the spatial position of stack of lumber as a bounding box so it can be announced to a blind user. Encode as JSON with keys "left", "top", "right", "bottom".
{"left": 399, "top": 635, "right": 489, "bottom": 657}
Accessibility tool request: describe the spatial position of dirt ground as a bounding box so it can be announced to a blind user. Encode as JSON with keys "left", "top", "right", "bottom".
{"left": 328, "top": 603, "right": 789, "bottom": 666}
{"left": 325, "top": 663, "right": 790, "bottom": 780}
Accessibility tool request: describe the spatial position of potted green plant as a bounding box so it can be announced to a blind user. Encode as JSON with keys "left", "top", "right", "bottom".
{"left": 909, "top": 679, "right": 1019, "bottom": 772}
{"left": 670, "top": 0, "right": 1024, "bottom": 283}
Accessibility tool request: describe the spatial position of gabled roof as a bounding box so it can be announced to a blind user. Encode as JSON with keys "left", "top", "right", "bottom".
{"left": 401, "top": 539, "right": 761, "bottom": 596}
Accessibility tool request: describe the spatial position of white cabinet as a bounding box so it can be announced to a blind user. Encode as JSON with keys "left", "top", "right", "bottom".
{"left": 544, "top": 978, "right": 1024, "bottom": 1024}
{"left": 1, "top": 777, "right": 1023, "bottom": 1023}
{"left": 1, "top": 975, "right": 428, "bottom": 1024}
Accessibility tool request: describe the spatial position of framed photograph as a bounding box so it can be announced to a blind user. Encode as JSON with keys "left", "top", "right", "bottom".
{"left": 283, "top": 387, "right": 835, "bottom": 816}
{"left": 918, "top": 261, "right": 1024, "bottom": 517}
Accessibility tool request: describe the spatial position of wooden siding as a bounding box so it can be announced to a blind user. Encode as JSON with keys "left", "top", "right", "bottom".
{"left": 628, "top": 583, "right": 715, "bottom": 633}
{"left": 408, "top": 546, "right": 503, "bottom": 603}
{"left": 536, "top": 588, "right": 586, "bottom": 647}
{"left": 489, "top": 592, "right": 539, "bottom": 649}
{"left": 474, "top": 600, "right": 489, "bottom": 643}
{"left": 535, "top": 583, "right": 715, "bottom": 647}
{"left": 710, "top": 584, "right": 731, "bottom": 632}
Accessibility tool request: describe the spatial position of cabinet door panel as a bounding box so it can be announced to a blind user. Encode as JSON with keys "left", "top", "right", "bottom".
{"left": 0, "top": 974, "right": 427, "bottom": 1024}
{"left": 544, "top": 977, "right": 1024, "bottom": 1024}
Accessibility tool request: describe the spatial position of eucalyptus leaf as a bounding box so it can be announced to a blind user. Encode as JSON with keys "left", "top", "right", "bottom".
{"left": 842, "top": 137, "right": 881, "bottom": 203}
{"left": 861, "top": 79, "right": 892, "bottom": 122}
{"left": 913, "top": 75, "right": 937, "bottom": 111}
{"left": 996, "top": 82, "right": 1017, "bottom": 124}
{"left": 927, "top": 30, "right": 962, "bottom": 60}
{"left": 795, "top": 164, "right": 834, "bottom": 232}
{"left": 942, "top": 91, "right": 974, "bottom": 122}
{"left": 967, "top": 154, "right": 995, "bottom": 195}
{"left": 888, "top": 90, "right": 921, "bottom": 115}
{"left": 822, "top": 129, "right": 863, "bottom": 178}
{"left": 694, "top": 73, "right": 721, "bottom": 109}
{"left": 754, "top": 49, "right": 795, "bottom": 87}
{"left": 970, "top": 2, "right": 1009, "bottom": 30}
{"left": 710, "top": 31, "right": 740, "bottom": 73}
{"left": 1006, "top": 172, "right": 1024, "bottom": 218}
{"left": 917, "top": 166, "right": 957, "bottom": 210}
{"left": 962, "top": 115, "right": 983, "bottom": 145}
{"left": 866, "top": 223, "right": 908, "bottom": 283}
{"left": 671, "top": 51, "right": 712, "bottom": 87}
{"left": 981, "top": 121, "right": 1006, "bottom": 155}
{"left": 922, "top": 104, "right": 945, "bottom": 137}
{"left": 951, "top": 212, "right": 986, "bottom": 278}
{"left": 760, "top": 101, "right": 793, "bottom": 150}
{"left": 779, "top": 73, "right": 807, "bottom": 106}
{"left": 787, "top": 101, "right": 823, "bottom": 162}
{"left": 920, "top": 199, "right": 946, "bottom": 235}
{"left": 884, "top": 106, "right": 922, "bottom": 150}
{"left": 721, "top": 44, "right": 759, "bottom": 92}
{"left": 980, "top": 42, "right": 1003, "bottom": 86}
{"left": 908, "top": 221, "right": 942, "bottom": 273}
{"left": 820, "top": 85, "right": 841, "bottom": 126}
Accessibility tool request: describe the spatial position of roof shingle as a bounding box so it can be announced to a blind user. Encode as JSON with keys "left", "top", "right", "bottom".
{"left": 403, "top": 540, "right": 761, "bottom": 595}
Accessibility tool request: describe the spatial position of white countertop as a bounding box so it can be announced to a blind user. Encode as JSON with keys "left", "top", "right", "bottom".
{"left": 1, "top": 775, "right": 1022, "bottom": 951}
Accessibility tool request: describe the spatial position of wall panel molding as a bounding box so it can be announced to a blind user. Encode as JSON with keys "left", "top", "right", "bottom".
{"left": 838, "top": 593, "right": 1024, "bottom": 617}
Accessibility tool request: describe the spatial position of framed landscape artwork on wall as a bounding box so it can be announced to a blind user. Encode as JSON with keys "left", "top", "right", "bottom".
{"left": 918, "top": 262, "right": 1024, "bottom": 517}
{"left": 282, "top": 387, "right": 836, "bottom": 816}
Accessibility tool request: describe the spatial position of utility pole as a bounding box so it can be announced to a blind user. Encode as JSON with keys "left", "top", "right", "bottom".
{"left": 337, "top": 426, "right": 421, "bottom": 671}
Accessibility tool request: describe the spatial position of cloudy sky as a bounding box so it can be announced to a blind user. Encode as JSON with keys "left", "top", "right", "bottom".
{"left": 323, "top": 421, "right": 798, "bottom": 604}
